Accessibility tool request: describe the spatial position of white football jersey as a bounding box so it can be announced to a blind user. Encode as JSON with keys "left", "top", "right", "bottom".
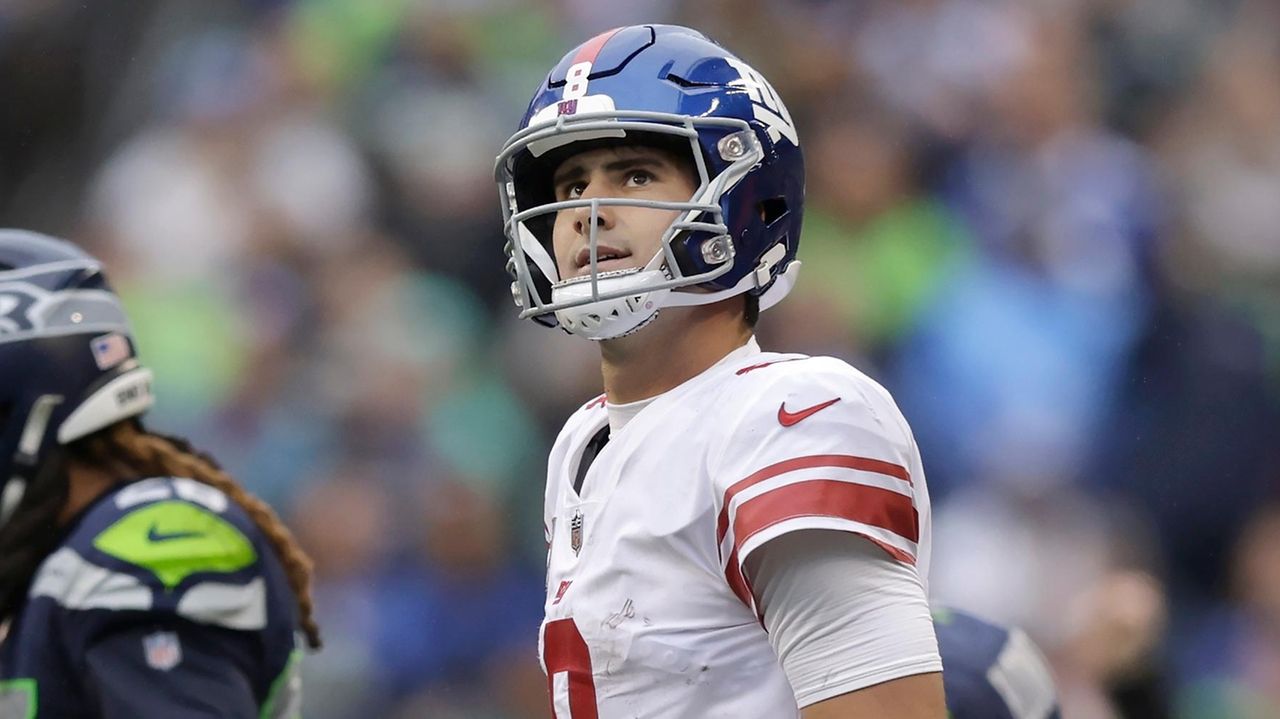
{"left": 539, "top": 343, "right": 932, "bottom": 718}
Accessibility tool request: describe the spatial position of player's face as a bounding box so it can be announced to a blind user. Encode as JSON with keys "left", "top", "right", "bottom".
{"left": 550, "top": 145, "right": 698, "bottom": 281}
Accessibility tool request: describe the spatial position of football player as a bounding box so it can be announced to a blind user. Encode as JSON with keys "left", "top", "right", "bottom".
{"left": 0, "top": 230, "right": 318, "bottom": 717}
{"left": 497, "top": 25, "right": 944, "bottom": 718}
{"left": 934, "top": 608, "right": 1062, "bottom": 719}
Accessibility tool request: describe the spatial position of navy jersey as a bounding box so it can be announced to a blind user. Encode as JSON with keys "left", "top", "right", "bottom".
{"left": 0, "top": 477, "right": 302, "bottom": 718}
{"left": 934, "top": 608, "right": 1061, "bottom": 719}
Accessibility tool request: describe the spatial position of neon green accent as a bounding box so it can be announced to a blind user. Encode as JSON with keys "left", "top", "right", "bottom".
{"left": 93, "top": 501, "right": 256, "bottom": 589}
{"left": 931, "top": 607, "right": 955, "bottom": 625}
{"left": 260, "top": 649, "right": 304, "bottom": 719}
{"left": 0, "top": 678, "right": 37, "bottom": 719}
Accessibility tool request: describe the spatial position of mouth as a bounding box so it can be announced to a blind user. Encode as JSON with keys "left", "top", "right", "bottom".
{"left": 573, "top": 245, "right": 633, "bottom": 276}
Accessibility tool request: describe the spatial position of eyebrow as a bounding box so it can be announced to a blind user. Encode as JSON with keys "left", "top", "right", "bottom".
{"left": 552, "top": 156, "right": 669, "bottom": 189}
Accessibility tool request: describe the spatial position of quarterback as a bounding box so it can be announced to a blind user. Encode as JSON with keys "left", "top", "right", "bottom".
{"left": 496, "top": 25, "right": 944, "bottom": 718}
{"left": 0, "top": 230, "right": 316, "bottom": 717}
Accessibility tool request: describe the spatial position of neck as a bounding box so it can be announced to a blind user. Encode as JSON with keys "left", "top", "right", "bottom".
{"left": 59, "top": 460, "right": 123, "bottom": 525}
{"left": 599, "top": 299, "right": 751, "bottom": 404}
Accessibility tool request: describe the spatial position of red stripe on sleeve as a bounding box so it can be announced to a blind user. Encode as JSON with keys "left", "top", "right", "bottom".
{"left": 731, "top": 479, "right": 919, "bottom": 560}
{"left": 720, "top": 481, "right": 918, "bottom": 611}
{"left": 724, "top": 546, "right": 754, "bottom": 608}
{"left": 717, "top": 455, "right": 911, "bottom": 545}
{"left": 572, "top": 27, "right": 624, "bottom": 66}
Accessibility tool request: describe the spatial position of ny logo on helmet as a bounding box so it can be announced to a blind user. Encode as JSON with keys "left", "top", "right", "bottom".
{"left": 725, "top": 57, "right": 799, "bottom": 147}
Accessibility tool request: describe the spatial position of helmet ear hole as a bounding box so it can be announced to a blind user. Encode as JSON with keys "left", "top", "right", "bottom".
{"left": 758, "top": 197, "right": 789, "bottom": 226}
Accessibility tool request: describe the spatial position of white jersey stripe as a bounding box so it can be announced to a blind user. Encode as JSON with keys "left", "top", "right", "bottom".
{"left": 727, "top": 479, "right": 919, "bottom": 564}
{"left": 719, "top": 466, "right": 916, "bottom": 559}
{"left": 737, "top": 517, "right": 920, "bottom": 568}
{"left": 716, "top": 454, "right": 911, "bottom": 547}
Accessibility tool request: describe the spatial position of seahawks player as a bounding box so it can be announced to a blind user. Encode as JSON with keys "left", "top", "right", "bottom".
{"left": 0, "top": 230, "right": 319, "bottom": 717}
{"left": 934, "top": 608, "right": 1062, "bottom": 719}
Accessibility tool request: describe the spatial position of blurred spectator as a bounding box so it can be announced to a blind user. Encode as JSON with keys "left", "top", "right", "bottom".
{"left": 893, "top": 15, "right": 1160, "bottom": 496}
{"left": 931, "top": 485, "right": 1170, "bottom": 717}
{"left": 1175, "top": 504, "right": 1280, "bottom": 718}
{"left": 788, "top": 102, "right": 972, "bottom": 359}
{"left": 291, "top": 468, "right": 396, "bottom": 719}
{"left": 373, "top": 479, "right": 545, "bottom": 714}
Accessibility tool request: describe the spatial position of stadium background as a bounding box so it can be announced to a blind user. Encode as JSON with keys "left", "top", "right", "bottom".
{"left": 2, "top": 0, "right": 1278, "bottom": 716}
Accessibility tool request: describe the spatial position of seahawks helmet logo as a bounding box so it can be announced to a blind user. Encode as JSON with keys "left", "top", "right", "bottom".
{"left": 0, "top": 285, "right": 39, "bottom": 335}
{"left": 0, "top": 281, "right": 131, "bottom": 342}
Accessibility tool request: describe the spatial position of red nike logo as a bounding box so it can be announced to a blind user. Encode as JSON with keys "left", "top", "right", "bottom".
{"left": 552, "top": 580, "right": 572, "bottom": 605}
{"left": 778, "top": 398, "right": 841, "bottom": 426}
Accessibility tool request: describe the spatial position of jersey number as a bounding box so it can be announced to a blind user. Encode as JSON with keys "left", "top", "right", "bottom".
{"left": 543, "top": 618, "right": 598, "bottom": 719}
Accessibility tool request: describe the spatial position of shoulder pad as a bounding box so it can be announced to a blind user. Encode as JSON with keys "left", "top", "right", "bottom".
{"left": 725, "top": 356, "right": 903, "bottom": 433}
{"left": 91, "top": 499, "right": 257, "bottom": 589}
{"left": 29, "top": 546, "right": 153, "bottom": 612}
{"left": 32, "top": 478, "right": 271, "bottom": 631}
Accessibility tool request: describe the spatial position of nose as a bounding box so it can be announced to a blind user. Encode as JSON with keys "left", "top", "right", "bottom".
{"left": 571, "top": 179, "right": 616, "bottom": 236}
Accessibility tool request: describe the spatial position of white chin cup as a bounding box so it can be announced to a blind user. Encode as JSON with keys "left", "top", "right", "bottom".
{"left": 552, "top": 269, "right": 672, "bottom": 340}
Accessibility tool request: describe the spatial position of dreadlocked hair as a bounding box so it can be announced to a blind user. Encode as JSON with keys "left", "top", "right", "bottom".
{"left": 0, "top": 450, "right": 70, "bottom": 624}
{"left": 76, "top": 421, "right": 322, "bottom": 649}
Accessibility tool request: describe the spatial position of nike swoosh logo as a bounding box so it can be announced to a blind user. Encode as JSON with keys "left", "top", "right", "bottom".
{"left": 778, "top": 398, "right": 841, "bottom": 427}
{"left": 147, "top": 525, "right": 205, "bottom": 543}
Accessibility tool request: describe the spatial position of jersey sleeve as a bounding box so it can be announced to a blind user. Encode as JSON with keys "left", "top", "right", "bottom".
{"left": 745, "top": 530, "right": 941, "bottom": 706}
{"left": 711, "top": 357, "right": 925, "bottom": 610}
{"left": 85, "top": 619, "right": 260, "bottom": 718}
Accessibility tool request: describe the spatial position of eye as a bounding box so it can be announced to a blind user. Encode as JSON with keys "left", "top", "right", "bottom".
{"left": 625, "top": 170, "right": 655, "bottom": 187}
{"left": 558, "top": 181, "right": 587, "bottom": 201}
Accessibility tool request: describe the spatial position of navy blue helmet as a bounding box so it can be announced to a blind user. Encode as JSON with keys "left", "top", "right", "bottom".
{"left": 934, "top": 608, "right": 1062, "bottom": 719}
{"left": 0, "top": 230, "right": 153, "bottom": 528}
{"left": 496, "top": 24, "right": 805, "bottom": 339}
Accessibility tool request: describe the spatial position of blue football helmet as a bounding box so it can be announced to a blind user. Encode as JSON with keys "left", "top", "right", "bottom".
{"left": 0, "top": 230, "right": 154, "bottom": 528}
{"left": 495, "top": 24, "right": 805, "bottom": 339}
{"left": 934, "top": 608, "right": 1062, "bottom": 719}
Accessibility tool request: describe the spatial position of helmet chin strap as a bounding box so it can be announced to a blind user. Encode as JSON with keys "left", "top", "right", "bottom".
{"left": 663, "top": 258, "right": 801, "bottom": 309}
{"left": 552, "top": 256, "right": 801, "bottom": 340}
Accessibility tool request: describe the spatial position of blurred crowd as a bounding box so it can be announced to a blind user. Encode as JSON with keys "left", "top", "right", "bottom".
{"left": 2, "top": 0, "right": 1278, "bottom": 717}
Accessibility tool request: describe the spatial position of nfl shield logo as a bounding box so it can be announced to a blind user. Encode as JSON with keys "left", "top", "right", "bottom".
{"left": 143, "top": 630, "right": 183, "bottom": 671}
{"left": 570, "top": 510, "right": 584, "bottom": 555}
